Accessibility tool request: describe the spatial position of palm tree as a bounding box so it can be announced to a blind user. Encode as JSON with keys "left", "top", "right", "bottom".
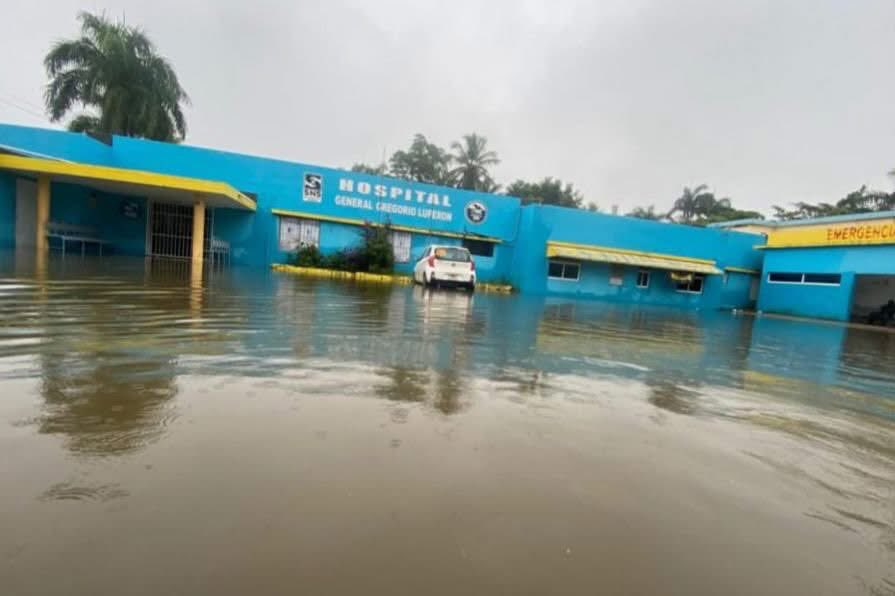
{"left": 44, "top": 11, "right": 189, "bottom": 142}
{"left": 667, "top": 185, "right": 711, "bottom": 223}
{"left": 627, "top": 205, "right": 661, "bottom": 220}
{"left": 448, "top": 133, "right": 500, "bottom": 191}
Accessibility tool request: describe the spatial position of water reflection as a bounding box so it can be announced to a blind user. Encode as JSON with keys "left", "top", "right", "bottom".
{"left": 0, "top": 253, "right": 894, "bottom": 594}
{"left": 0, "top": 254, "right": 893, "bottom": 455}
{"left": 38, "top": 351, "right": 177, "bottom": 455}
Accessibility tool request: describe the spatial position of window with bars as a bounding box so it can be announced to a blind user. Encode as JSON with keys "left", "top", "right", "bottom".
{"left": 390, "top": 231, "right": 412, "bottom": 263}
{"left": 278, "top": 217, "right": 319, "bottom": 251}
{"left": 149, "top": 202, "right": 214, "bottom": 259}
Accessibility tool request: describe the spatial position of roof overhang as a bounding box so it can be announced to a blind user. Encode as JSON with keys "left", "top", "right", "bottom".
{"left": 0, "top": 154, "right": 256, "bottom": 211}
{"left": 546, "top": 241, "right": 722, "bottom": 275}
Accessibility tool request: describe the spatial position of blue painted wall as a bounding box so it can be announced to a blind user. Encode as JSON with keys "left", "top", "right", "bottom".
{"left": 0, "top": 172, "right": 14, "bottom": 249}
{"left": 758, "top": 245, "right": 895, "bottom": 321}
{"left": 47, "top": 182, "right": 148, "bottom": 256}
{"left": 510, "top": 205, "right": 763, "bottom": 308}
{"left": 0, "top": 124, "right": 113, "bottom": 165}
{"left": 720, "top": 271, "right": 757, "bottom": 310}
{"left": 0, "top": 123, "right": 764, "bottom": 307}
{"left": 110, "top": 135, "right": 521, "bottom": 276}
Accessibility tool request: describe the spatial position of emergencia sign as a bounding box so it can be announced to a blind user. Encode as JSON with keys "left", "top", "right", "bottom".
{"left": 766, "top": 218, "right": 895, "bottom": 248}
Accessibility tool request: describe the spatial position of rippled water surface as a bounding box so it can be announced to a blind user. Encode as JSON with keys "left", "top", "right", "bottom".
{"left": 1, "top": 254, "right": 893, "bottom": 595}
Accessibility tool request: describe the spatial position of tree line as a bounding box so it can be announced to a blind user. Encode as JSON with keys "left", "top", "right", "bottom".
{"left": 352, "top": 133, "right": 600, "bottom": 210}
{"left": 43, "top": 12, "right": 894, "bottom": 226}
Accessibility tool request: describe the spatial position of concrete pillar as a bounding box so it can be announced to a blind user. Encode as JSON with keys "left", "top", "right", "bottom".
{"left": 35, "top": 175, "right": 50, "bottom": 253}
{"left": 191, "top": 199, "right": 206, "bottom": 268}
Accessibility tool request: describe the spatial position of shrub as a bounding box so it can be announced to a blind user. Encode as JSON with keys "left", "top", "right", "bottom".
{"left": 361, "top": 224, "right": 394, "bottom": 274}
{"left": 295, "top": 223, "right": 395, "bottom": 274}
{"left": 294, "top": 244, "right": 324, "bottom": 267}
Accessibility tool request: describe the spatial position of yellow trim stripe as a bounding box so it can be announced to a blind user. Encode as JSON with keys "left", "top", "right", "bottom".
{"left": 546, "top": 239, "right": 717, "bottom": 266}
{"left": 724, "top": 266, "right": 760, "bottom": 275}
{"left": 271, "top": 264, "right": 514, "bottom": 293}
{"left": 271, "top": 208, "right": 503, "bottom": 243}
{"left": 546, "top": 242, "right": 722, "bottom": 274}
{"left": 0, "top": 154, "right": 256, "bottom": 211}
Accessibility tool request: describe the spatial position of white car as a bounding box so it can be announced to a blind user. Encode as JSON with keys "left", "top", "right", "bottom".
{"left": 413, "top": 245, "right": 476, "bottom": 291}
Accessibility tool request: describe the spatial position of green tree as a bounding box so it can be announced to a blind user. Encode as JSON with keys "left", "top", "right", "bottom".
{"left": 668, "top": 184, "right": 763, "bottom": 225}
{"left": 350, "top": 162, "right": 388, "bottom": 176}
{"left": 448, "top": 133, "right": 500, "bottom": 191}
{"left": 667, "top": 185, "right": 711, "bottom": 223}
{"left": 388, "top": 134, "right": 450, "bottom": 184}
{"left": 773, "top": 184, "right": 895, "bottom": 221}
{"left": 44, "top": 11, "right": 189, "bottom": 142}
{"left": 627, "top": 205, "right": 661, "bottom": 220}
{"left": 505, "top": 177, "right": 584, "bottom": 209}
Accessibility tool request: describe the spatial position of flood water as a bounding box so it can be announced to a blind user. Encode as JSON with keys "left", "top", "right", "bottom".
{"left": 0, "top": 253, "right": 893, "bottom": 596}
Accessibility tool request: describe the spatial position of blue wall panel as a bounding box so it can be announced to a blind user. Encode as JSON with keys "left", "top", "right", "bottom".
{"left": 48, "top": 182, "right": 147, "bottom": 256}
{"left": 757, "top": 245, "right": 895, "bottom": 321}
{"left": 0, "top": 124, "right": 113, "bottom": 165}
{"left": 544, "top": 260, "right": 724, "bottom": 308}
{"left": 510, "top": 205, "right": 763, "bottom": 308}
{"left": 0, "top": 172, "right": 14, "bottom": 249}
{"left": 720, "top": 272, "right": 757, "bottom": 310}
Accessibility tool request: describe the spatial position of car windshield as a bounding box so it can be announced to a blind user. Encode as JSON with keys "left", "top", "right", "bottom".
{"left": 433, "top": 247, "right": 470, "bottom": 262}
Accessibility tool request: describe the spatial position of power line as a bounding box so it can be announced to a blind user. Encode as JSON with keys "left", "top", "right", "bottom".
{"left": 0, "top": 96, "right": 47, "bottom": 120}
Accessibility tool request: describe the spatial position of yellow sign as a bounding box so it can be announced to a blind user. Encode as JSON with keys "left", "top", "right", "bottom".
{"left": 766, "top": 218, "right": 895, "bottom": 248}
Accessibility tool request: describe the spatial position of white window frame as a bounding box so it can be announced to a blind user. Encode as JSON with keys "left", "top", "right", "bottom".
{"left": 390, "top": 231, "right": 412, "bottom": 263}
{"left": 548, "top": 260, "right": 580, "bottom": 281}
{"left": 278, "top": 216, "right": 319, "bottom": 251}
{"left": 767, "top": 272, "right": 841, "bottom": 286}
{"left": 674, "top": 273, "right": 705, "bottom": 294}
{"left": 636, "top": 269, "right": 650, "bottom": 289}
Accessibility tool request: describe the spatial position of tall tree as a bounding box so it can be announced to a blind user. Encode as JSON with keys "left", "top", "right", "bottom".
{"left": 627, "top": 205, "right": 661, "bottom": 220}
{"left": 44, "top": 11, "right": 189, "bottom": 142}
{"left": 667, "top": 184, "right": 763, "bottom": 225}
{"left": 505, "top": 177, "right": 584, "bottom": 209}
{"left": 667, "top": 185, "right": 711, "bottom": 223}
{"left": 350, "top": 163, "right": 388, "bottom": 176}
{"left": 773, "top": 184, "right": 895, "bottom": 220}
{"left": 388, "top": 134, "right": 450, "bottom": 184}
{"left": 448, "top": 133, "right": 500, "bottom": 191}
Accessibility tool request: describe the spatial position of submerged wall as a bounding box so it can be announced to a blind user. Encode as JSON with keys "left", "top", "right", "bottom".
{"left": 0, "top": 123, "right": 763, "bottom": 307}
{"left": 510, "top": 205, "right": 764, "bottom": 308}
{"left": 0, "top": 172, "right": 14, "bottom": 249}
{"left": 757, "top": 245, "right": 895, "bottom": 321}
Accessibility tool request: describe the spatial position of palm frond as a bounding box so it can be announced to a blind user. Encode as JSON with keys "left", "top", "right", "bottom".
{"left": 66, "top": 113, "right": 101, "bottom": 133}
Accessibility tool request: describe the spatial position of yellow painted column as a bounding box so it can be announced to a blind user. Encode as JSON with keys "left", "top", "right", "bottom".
{"left": 191, "top": 199, "right": 206, "bottom": 268}
{"left": 35, "top": 175, "right": 50, "bottom": 253}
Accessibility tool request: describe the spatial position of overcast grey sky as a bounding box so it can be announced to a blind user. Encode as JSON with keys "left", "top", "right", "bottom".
{"left": 1, "top": 0, "right": 893, "bottom": 213}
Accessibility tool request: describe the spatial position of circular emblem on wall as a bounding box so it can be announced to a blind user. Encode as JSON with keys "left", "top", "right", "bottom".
{"left": 465, "top": 201, "right": 487, "bottom": 224}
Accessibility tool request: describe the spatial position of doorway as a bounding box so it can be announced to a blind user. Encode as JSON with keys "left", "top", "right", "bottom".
{"left": 148, "top": 202, "right": 213, "bottom": 259}
{"left": 852, "top": 275, "right": 895, "bottom": 325}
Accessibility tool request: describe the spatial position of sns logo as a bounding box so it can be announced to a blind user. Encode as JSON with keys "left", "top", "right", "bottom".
{"left": 465, "top": 201, "right": 487, "bottom": 224}
{"left": 303, "top": 173, "right": 322, "bottom": 202}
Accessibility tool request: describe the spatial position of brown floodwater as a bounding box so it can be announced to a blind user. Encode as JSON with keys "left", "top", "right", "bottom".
{"left": 0, "top": 253, "right": 893, "bottom": 596}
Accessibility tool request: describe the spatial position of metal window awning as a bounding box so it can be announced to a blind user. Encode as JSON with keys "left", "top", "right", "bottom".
{"left": 0, "top": 154, "right": 256, "bottom": 211}
{"left": 546, "top": 241, "right": 722, "bottom": 275}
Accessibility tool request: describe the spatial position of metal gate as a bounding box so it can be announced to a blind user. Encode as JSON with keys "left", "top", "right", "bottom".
{"left": 148, "top": 203, "right": 213, "bottom": 259}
